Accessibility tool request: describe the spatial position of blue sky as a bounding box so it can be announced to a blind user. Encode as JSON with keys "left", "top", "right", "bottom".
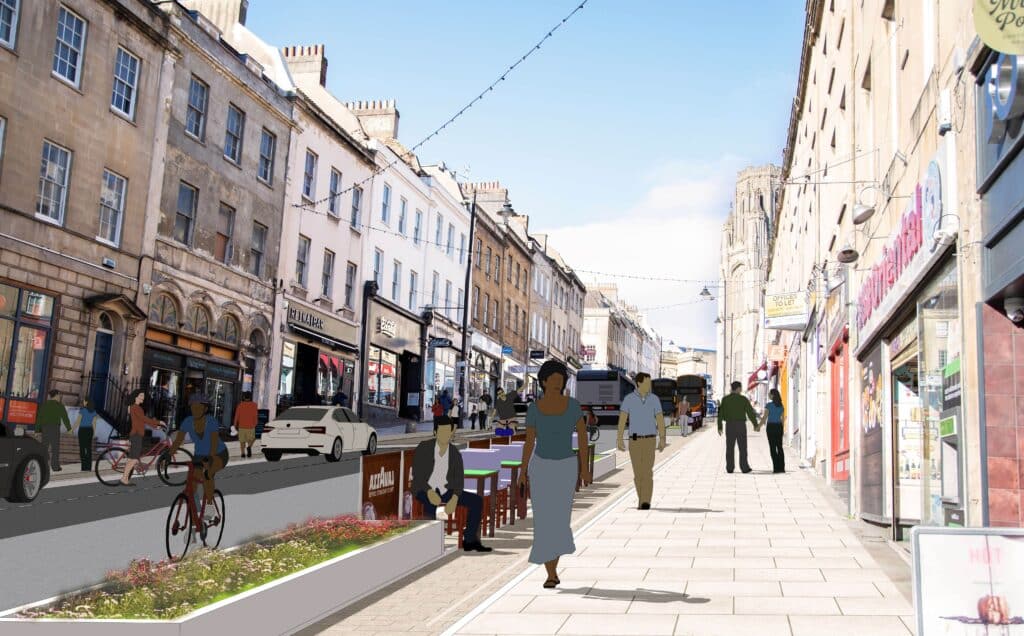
{"left": 247, "top": 1, "right": 806, "bottom": 350}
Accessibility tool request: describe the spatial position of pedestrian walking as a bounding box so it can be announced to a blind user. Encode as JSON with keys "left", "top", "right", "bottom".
{"left": 76, "top": 398, "right": 98, "bottom": 471}
{"left": 718, "top": 381, "right": 759, "bottom": 474}
{"left": 331, "top": 387, "right": 349, "bottom": 407}
{"left": 439, "top": 389, "right": 453, "bottom": 418}
{"left": 616, "top": 372, "right": 666, "bottom": 509}
{"left": 35, "top": 390, "right": 71, "bottom": 471}
{"left": 478, "top": 391, "right": 492, "bottom": 430}
{"left": 468, "top": 399, "right": 479, "bottom": 430}
{"left": 121, "top": 388, "right": 163, "bottom": 486}
{"left": 760, "top": 388, "right": 786, "bottom": 473}
{"left": 518, "top": 360, "right": 590, "bottom": 588}
{"left": 233, "top": 391, "right": 258, "bottom": 458}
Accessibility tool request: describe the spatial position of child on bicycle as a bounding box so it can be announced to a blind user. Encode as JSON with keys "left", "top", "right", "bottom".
{"left": 167, "top": 393, "right": 229, "bottom": 522}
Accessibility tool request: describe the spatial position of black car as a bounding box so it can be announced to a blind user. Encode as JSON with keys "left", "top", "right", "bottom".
{"left": 0, "top": 436, "right": 50, "bottom": 502}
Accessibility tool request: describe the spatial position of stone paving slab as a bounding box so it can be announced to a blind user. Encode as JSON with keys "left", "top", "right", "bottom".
{"left": 446, "top": 425, "right": 914, "bottom": 636}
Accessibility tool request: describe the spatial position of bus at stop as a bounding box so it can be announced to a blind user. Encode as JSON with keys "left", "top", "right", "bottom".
{"left": 576, "top": 369, "right": 635, "bottom": 427}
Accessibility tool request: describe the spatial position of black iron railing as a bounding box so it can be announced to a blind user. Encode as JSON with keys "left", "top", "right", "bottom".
{"left": 83, "top": 373, "right": 140, "bottom": 437}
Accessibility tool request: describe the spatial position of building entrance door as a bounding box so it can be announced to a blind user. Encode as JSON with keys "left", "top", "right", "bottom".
{"left": 89, "top": 330, "right": 113, "bottom": 411}
{"left": 830, "top": 340, "right": 850, "bottom": 482}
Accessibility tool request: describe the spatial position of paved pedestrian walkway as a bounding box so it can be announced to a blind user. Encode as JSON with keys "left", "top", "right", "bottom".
{"left": 444, "top": 428, "right": 915, "bottom": 636}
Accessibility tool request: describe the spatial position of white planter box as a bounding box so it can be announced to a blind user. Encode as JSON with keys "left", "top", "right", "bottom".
{"left": 0, "top": 520, "right": 444, "bottom": 636}
{"left": 593, "top": 450, "right": 616, "bottom": 480}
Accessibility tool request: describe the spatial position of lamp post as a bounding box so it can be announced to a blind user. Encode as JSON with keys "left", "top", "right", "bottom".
{"left": 357, "top": 280, "right": 379, "bottom": 419}
{"left": 458, "top": 189, "right": 478, "bottom": 428}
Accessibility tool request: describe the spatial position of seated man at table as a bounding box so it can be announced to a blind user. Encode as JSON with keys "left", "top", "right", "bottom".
{"left": 411, "top": 416, "right": 492, "bottom": 552}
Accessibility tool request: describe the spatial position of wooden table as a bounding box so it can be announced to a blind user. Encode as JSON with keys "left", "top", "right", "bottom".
{"left": 501, "top": 460, "right": 523, "bottom": 522}
{"left": 464, "top": 468, "right": 499, "bottom": 537}
{"left": 573, "top": 442, "right": 597, "bottom": 490}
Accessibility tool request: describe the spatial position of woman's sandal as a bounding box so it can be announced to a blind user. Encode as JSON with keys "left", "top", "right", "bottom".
{"left": 543, "top": 578, "right": 558, "bottom": 588}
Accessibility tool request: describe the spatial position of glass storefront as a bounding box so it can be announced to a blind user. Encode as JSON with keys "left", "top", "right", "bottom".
{"left": 367, "top": 346, "right": 398, "bottom": 407}
{"left": 0, "top": 282, "right": 56, "bottom": 434}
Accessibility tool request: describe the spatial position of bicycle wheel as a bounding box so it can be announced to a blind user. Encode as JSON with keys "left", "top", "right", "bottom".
{"left": 157, "top": 448, "right": 194, "bottom": 487}
{"left": 95, "top": 447, "right": 128, "bottom": 486}
{"left": 200, "top": 490, "right": 226, "bottom": 549}
{"left": 165, "top": 493, "right": 193, "bottom": 560}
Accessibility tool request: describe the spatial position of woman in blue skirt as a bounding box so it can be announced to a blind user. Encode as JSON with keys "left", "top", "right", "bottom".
{"left": 517, "top": 360, "right": 591, "bottom": 588}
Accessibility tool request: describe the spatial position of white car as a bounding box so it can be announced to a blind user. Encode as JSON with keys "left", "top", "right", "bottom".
{"left": 261, "top": 406, "right": 378, "bottom": 462}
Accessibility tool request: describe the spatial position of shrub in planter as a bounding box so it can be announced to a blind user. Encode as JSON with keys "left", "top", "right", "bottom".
{"left": 17, "top": 515, "right": 411, "bottom": 620}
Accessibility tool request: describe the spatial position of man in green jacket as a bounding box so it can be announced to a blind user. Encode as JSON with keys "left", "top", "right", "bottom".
{"left": 36, "top": 389, "right": 72, "bottom": 471}
{"left": 718, "top": 381, "right": 759, "bottom": 474}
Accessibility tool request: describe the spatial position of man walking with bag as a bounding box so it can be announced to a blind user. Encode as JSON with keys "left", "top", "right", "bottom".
{"left": 36, "top": 390, "right": 71, "bottom": 471}
{"left": 719, "top": 381, "right": 760, "bottom": 474}
{"left": 617, "top": 373, "right": 666, "bottom": 509}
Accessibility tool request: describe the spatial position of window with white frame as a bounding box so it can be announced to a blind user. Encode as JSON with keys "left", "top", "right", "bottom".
{"left": 1, "top": 0, "right": 20, "bottom": 49}
{"left": 459, "top": 233, "right": 466, "bottom": 265}
{"left": 475, "top": 238, "right": 482, "bottom": 267}
{"left": 427, "top": 271, "right": 437, "bottom": 308}
{"left": 505, "top": 299, "right": 511, "bottom": 329}
{"left": 296, "top": 235, "right": 311, "bottom": 287}
{"left": 381, "top": 183, "right": 391, "bottom": 224}
{"left": 97, "top": 169, "right": 126, "bottom": 246}
{"left": 435, "top": 213, "right": 443, "bottom": 248}
{"left": 373, "top": 249, "right": 383, "bottom": 288}
{"left": 413, "top": 210, "right": 422, "bottom": 244}
{"left": 215, "top": 202, "right": 234, "bottom": 264}
{"left": 408, "top": 270, "right": 418, "bottom": 311}
{"left": 328, "top": 168, "right": 341, "bottom": 216}
{"left": 250, "top": 222, "right": 267, "bottom": 277}
{"left": 507, "top": 255, "right": 512, "bottom": 282}
{"left": 258, "top": 129, "right": 275, "bottom": 184}
{"left": 351, "top": 186, "right": 362, "bottom": 228}
{"left": 345, "top": 262, "right": 357, "bottom": 308}
{"left": 53, "top": 6, "right": 86, "bottom": 87}
{"left": 444, "top": 281, "right": 452, "bottom": 319}
{"left": 322, "top": 249, "right": 335, "bottom": 298}
{"left": 37, "top": 140, "right": 72, "bottom": 224}
{"left": 301, "top": 150, "right": 318, "bottom": 201}
{"left": 398, "top": 197, "right": 407, "bottom": 234}
{"left": 185, "top": 75, "right": 208, "bottom": 140}
{"left": 111, "top": 47, "right": 140, "bottom": 119}
{"left": 473, "top": 286, "right": 480, "bottom": 320}
{"left": 458, "top": 288, "right": 465, "bottom": 323}
{"left": 492, "top": 299, "right": 499, "bottom": 330}
{"left": 485, "top": 247, "right": 492, "bottom": 279}
{"left": 483, "top": 293, "right": 490, "bottom": 326}
{"left": 495, "top": 255, "right": 500, "bottom": 281}
{"left": 392, "top": 260, "right": 401, "bottom": 302}
{"left": 224, "top": 104, "right": 245, "bottom": 164}
{"left": 446, "top": 223, "right": 454, "bottom": 257}
{"left": 0, "top": 116, "right": 5, "bottom": 168}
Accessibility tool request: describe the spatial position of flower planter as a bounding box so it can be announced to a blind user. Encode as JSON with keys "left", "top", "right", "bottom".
{"left": 0, "top": 520, "right": 444, "bottom": 636}
{"left": 593, "top": 450, "right": 617, "bottom": 480}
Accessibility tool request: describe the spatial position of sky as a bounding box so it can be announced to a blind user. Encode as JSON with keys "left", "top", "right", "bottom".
{"left": 247, "top": 0, "right": 806, "bottom": 351}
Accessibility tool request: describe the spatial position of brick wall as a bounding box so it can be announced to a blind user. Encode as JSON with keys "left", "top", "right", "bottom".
{"left": 981, "top": 303, "right": 1024, "bottom": 527}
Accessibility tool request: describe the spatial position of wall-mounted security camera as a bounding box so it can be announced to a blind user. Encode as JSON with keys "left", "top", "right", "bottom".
{"left": 1005, "top": 297, "right": 1024, "bottom": 324}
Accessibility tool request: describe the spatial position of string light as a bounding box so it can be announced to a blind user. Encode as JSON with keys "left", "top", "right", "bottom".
{"left": 292, "top": 0, "right": 591, "bottom": 215}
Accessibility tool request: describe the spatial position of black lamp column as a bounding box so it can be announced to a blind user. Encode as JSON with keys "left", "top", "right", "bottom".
{"left": 458, "top": 190, "right": 478, "bottom": 428}
{"left": 417, "top": 308, "right": 434, "bottom": 433}
{"left": 357, "top": 280, "right": 379, "bottom": 418}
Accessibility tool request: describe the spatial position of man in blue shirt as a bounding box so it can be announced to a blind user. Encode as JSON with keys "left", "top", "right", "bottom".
{"left": 76, "top": 398, "right": 98, "bottom": 471}
{"left": 617, "top": 373, "right": 666, "bottom": 509}
{"left": 168, "top": 394, "right": 229, "bottom": 521}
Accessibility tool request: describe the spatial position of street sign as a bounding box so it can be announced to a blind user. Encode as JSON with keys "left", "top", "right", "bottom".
{"left": 529, "top": 349, "right": 545, "bottom": 360}
{"left": 428, "top": 337, "right": 453, "bottom": 349}
{"left": 501, "top": 345, "right": 513, "bottom": 355}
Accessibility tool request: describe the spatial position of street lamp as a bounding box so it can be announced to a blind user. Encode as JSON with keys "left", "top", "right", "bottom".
{"left": 458, "top": 189, "right": 478, "bottom": 428}
{"left": 699, "top": 287, "right": 713, "bottom": 300}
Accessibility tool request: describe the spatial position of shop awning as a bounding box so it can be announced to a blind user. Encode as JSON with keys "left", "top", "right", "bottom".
{"left": 748, "top": 361, "right": 768, "bottom": 391}
{"left": 290, "top": 324, "right": 359, "bottom": 353}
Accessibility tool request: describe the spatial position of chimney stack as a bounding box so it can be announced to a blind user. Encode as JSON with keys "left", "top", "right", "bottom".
{"left": 180, "top": 0, "right": 248, "bottom": 31}
{"left": 282, "top": 44, "right": 329, "bottom": 87}
{"left": 345, "top": 100, "right": 400, "bottom": 141}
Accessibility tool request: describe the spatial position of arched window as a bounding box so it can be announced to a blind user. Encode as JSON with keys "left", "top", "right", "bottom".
{"left": 218, "top": 314, "right": 240, "bottom": 345}
{"left": 185, "top": 305, "right": 211, "bottom": 336}
{"left": 98, "top": 312, "right": 114, "bottom": 331}
{"left": 149, "top": 294, "right": 178, "bottom": 328}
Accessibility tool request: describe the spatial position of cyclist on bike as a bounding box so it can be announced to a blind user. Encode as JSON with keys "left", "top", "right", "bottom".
{"left": 167, "top": 393, "right": 228, "bottom": 522}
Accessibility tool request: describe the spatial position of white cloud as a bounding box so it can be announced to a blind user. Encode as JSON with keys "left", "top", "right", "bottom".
{"left": 537, "top": 156, "right": 747, "bottom": 351}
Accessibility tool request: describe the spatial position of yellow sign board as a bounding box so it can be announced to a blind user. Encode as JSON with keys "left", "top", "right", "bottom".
{"left": 975, "top": 0, "right": 1024, "bottom": 55}
{"left": 765, "top": 292, "right": 810, "bottom": 331}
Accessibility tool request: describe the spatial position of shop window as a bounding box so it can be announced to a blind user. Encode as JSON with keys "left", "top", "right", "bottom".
{"left": 217, "top": 315, "right": 239, "bottom": 345}
{"left": 149, "top": 294, "right": 178, "bottom": 328}
{"left": 185, "top": 304, "right": 210, "bottom": 336}
{"left": 280, "top": 341, "right": 296, "bottom": 397}
{"left": 367, "top": 345, "right": 397, "bottom": 407}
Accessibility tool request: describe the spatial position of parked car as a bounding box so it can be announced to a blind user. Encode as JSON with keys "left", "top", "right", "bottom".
{"left": 0, "top": 435, "right": 51, "bottom": 502}
{"left": 260, "top": 406, "right": 378, "bottom": 462}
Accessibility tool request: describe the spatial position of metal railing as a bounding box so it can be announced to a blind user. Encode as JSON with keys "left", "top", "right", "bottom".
{"left": 83, "top": 373, "right": 140, "bottom": 437}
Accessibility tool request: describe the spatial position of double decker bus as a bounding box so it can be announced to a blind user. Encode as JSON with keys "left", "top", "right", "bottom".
{"left": 651, "top": 378, "right": 680, "bottom": 424}
{"left": 576, "top": 369, "right": 635, "bottom": 426}
{"left": 676, "top": 374, "right": 708, "bottom": 428}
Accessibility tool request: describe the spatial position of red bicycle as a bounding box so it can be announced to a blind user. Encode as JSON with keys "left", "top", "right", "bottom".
{"left": 164, "top": 457, "right": 226, "bottom": 560}
{"left": 95, "top": 425, "right": 194, "bottom": 487}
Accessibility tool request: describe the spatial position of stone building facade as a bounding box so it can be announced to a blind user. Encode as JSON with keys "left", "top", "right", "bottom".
{"left": 0, "top": 0, "right": 171, "bottom": 456}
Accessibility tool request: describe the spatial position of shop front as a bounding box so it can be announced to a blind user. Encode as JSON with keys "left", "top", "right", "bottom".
{"left": 853, "top": 143, "right": 962, "bottom": 537}
{"left": 0, "top": 281, "right": 57, "bottom": 435}
{"left": 973, "top": 50, "right": 1024, "bottom": 528}
{"left": 826, "top": 279, "right": 851, "bottom": 502}
{"left": 426, "top": 319, "right": 460, "bottom": 420}
{"left": 468, "top": 331, "right": 501, "bottom": 404}
{"left": 278, "top": 305, "right": 359, "bottom": 414}
{"left": 142, "top": 342, "right": 241, "bottom": 433}
{"left": 362, "top": 298, "right": 424, "bottom": 428}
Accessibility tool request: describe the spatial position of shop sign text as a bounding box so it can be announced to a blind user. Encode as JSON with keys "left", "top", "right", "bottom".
{"left": 288, "top": 307, "right": 324, "bottom": 331}
{"left": 377, "top": 318, "right": 397, "bottom": 338}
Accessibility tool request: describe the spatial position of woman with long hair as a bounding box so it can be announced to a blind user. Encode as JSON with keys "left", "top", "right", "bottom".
{"left": 517, "top": 361, "right": 590, "bottom": 588}
{"left": 761, "top": 388, "right": 786, "bottom": 473}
